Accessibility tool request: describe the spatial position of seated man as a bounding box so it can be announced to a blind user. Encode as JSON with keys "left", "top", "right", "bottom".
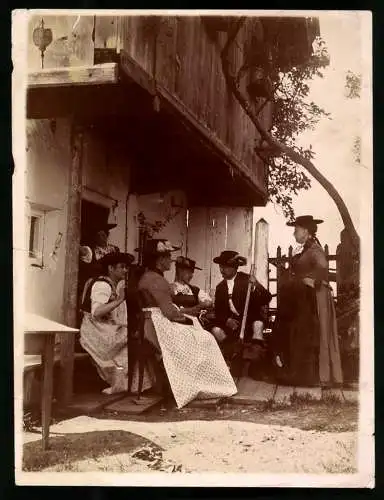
{"left": 170, "top": 256, "right": 213, "bottom": 323}
{"left": 211, "top": 250, "right": 272, "bottom": 363}
{"left": 80, "top": 251, "right": 154, "bottom": 394}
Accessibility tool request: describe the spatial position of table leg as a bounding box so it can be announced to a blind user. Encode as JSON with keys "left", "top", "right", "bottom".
{"left": 41, "top": 335, "right": 55, "bottom": 450}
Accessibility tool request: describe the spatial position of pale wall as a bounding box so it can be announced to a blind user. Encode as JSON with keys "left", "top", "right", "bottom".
{"left": 26, "top": 119, "right": 71, "bottom": 323}
{"left": 25, "top": 118, "right": 190, "bottom": 320}
{"left": 25, "top": 120, "right": 134, "bottom": 323}
{"left": 81, "top": 131, "right": 131, "bottom": 253}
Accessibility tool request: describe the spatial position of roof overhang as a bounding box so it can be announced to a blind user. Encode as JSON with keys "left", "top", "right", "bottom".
{"left": 27, "top": 62, "right": 119, "bottom": 89}
{"left": 26, "top": 58, "right": 267, "bottom": 208}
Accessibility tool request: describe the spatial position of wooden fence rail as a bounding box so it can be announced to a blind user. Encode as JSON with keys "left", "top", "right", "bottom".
{"left": 268, "top": 244, "right": 338, "bottom": 311}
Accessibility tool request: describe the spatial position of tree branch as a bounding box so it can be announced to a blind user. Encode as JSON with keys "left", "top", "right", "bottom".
{"left": 221, "top": 19, "right": 360, "bottom": 251}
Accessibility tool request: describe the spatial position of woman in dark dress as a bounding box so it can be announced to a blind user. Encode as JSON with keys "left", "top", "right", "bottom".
{"left": 272, "top": 215, "right": 343, "bottom": 388}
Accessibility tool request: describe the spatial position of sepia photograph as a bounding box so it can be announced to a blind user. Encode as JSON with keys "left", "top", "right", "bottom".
{"left": 12, "top": 9, "right": 373, "bottom": 487}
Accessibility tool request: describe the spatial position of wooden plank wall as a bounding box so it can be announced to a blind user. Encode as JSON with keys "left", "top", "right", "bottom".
{"left": 94, "top": 16, "right": 120, "bottom": 50}
{"left": 120, "top": 16, "right": 267, "bottom": 187}
{"left": 120, "top": 16, "right": 156, "bottom": 76}
{"left": 187, "top": 206, "right": 253, "bottom": 297}
{"left": 136, "top": 190, "right": 188, "bottom": 283}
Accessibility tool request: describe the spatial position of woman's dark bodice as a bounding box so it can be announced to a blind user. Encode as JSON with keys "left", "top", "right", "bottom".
{"left": 291, "top": 239, "right": 329, "bottom": 282}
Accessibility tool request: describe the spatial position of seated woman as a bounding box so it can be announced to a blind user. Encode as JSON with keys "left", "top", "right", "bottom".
{"left": 170, "top": 256, "right": 213, "bottom": 326}
{"left": 138, "top": 239, "right": 237, "bottom": 408}
{"left": 80, "top": 251, "right": 154, "bottom": 394}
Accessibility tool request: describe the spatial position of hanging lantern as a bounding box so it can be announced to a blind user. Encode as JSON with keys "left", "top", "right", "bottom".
{"left": 107, "top": 201, "right": 118, "bottom": 227}
{"left": 32, "top": 18, "right": 53, "bottom": 69}
{"left": 247, "top": 68, "right": 272, "bottom": 100}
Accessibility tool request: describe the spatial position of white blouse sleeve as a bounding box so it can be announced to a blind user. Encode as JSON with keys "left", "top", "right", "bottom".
{"left": 198, "top": 289, "right": 213, "bottom": 306}
{"left": 91, "top": 281, "right": 112, "bottom": 315}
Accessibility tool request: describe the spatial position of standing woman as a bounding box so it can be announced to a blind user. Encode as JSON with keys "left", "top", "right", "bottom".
{"left": 272, "top": 215, "right": 343, "bottom": 388}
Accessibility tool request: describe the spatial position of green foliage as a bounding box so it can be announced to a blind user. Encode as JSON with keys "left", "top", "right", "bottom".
{"left": 345, "top": 70, "right": 362, "bottom": 99}
{"left": 263, "top": 37, "right": 331, "bottom": 219}
{"left": 352, "top": 136, "right": 361, "bottom": 164}
{"left": 137, "top": 209, "right": 181, "bottom": 238}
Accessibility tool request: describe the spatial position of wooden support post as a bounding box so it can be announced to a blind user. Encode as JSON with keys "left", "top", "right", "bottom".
{"left": 336, "top": 242, "right": 342, "bottom": 300}
{"left": 276, "top": 246, "right": 282, "bottom": 309}
{"left": 253, "top": 218, "right": 269, "bottom": 288}
{"left": 59, "top": 122, "right": 84, "bottom": 406}
{"left": 252, "top": 218, "right": 269, "bottom": 341}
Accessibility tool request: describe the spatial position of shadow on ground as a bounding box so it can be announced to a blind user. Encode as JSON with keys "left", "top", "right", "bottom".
{"left": 94, "top": 399, "right": 358, "bottom": 433}
{"left": 23, "top": 430, "right": 163, "bottom": 472}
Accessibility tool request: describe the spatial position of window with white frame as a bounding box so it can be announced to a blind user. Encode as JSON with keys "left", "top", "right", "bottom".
{"left": 28, "top": 208, "right": 45, "bottom": 267}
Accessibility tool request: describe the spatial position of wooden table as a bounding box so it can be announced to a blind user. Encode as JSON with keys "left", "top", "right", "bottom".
{"left": 24, "top": 313, "right": 79, "bottom": 450}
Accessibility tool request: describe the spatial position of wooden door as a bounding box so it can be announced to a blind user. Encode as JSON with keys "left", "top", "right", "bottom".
{"left": 187, "top": 207, "right": 254, "bottom": 297}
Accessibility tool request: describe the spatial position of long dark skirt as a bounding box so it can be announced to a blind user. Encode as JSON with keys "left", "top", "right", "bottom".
{"left": 271, "top": 279, "right": 343, "bottom": 387}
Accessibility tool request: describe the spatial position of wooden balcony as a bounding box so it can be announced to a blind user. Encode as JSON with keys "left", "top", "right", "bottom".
{"left": 26, "top": 14, "right": 319, "bottom": 207}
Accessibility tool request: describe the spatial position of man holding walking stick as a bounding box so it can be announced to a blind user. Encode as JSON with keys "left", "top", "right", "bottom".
{"left": 210, "top": 250, "right": 272, "bottom": 377}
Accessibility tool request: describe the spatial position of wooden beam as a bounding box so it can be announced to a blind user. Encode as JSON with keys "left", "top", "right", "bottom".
{"left": 157, "top": 84, "right": 267, "bottom": 202}
{"left": 120, "top": 52, "right": 156, "bottom": 96}
{"left": 28, "top": 63, "right": 119, "bottom": 89}
{"left": 118, "top": 50, "right": 267, "bottom": 204}
{"left": 59, "top": 122, "right": 84, "bottom": 406}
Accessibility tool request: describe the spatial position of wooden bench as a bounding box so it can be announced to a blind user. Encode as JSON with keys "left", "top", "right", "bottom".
{"left": 24, "top": 352, "right": 91, "bottom": 416}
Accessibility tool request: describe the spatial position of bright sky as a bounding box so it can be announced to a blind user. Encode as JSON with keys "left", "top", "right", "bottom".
{"left": 256, "top": 12, "right": 369, "bottom": 256}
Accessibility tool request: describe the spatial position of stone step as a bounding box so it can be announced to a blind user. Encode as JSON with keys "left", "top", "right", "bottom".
{"left": 65, "top": 391, "right": 127, "bottom": 414}
{"left": 186, "top": 397, "right": 222, "bottom": 409}
{"left": 105, "top": 394, "right": 163, "bottom": 415}
{"left": 228, "top": 378, "right": 276, "bottom": 405}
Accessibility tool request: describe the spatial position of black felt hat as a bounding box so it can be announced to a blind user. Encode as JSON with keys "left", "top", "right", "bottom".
{"left": 286, "top": 215, "right": 324, "bottom": 228}
{"left": 175, "top": 256, "right": 202, "bottom": 271}
{"left": 213, "top": 250, "right": 247, "bottom": 267}
{"left": 98, "top": 251, "right": 135, "bottom": 268}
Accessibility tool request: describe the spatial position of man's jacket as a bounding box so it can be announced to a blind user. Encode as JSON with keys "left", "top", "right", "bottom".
{"left": 214, "top": 272, "right": 272, "bottom": 334}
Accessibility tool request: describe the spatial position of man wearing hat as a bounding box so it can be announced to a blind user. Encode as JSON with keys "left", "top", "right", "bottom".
{"left": 171, "top": 256, "right": 213, "bottom": 318}
{"left": 211, "top": 250, "right": 272, "bottom": 361}
{"left": 92, "top": 222, "right": 120, "bottom": 262}
{"left": 79, "top": 221, "right": 120, "bottom": 287}
{"left": 137, "top": 239, "right": 237, "bottom": 408}
{"left": 80, "top": 251, "right": 154, "bottom": 394}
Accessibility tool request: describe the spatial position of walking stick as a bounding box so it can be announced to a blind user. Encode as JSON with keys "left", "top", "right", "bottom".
{"left": 239, "top": 263, "right": 255, "bottom": 342}
{"left": 235, "top": 263, "right": 256, "bottom": 385}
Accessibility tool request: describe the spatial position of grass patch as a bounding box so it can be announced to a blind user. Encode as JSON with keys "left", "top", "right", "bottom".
{"left": 23, "top": 430, "right": 162, "bottom": 472}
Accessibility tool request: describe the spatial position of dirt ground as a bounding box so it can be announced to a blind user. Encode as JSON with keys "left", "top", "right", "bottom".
{"left": 99, "top": 397, "right": 359, "bottom": 433}
{"left": 23, "top": 398, "right": 358, "bottom": 475}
